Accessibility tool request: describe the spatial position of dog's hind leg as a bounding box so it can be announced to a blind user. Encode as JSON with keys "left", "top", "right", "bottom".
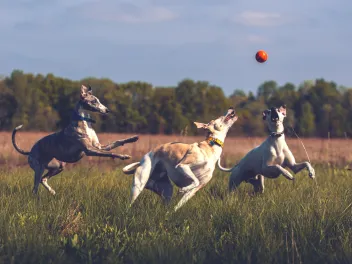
{"left": 41, "top": 160, "right": 66, "bottom": 195}
{"left": 29, "top": 156, "right": 45, "bottom": 194}
{"left": 229, "top": 167, "right": 245, "bottom": 192}
{"left": 145, "top": 173, "right": 173, "bottom": 203}
{"left": 247, "top": 175, "right": 265, "bottom": 194}
{"left": 130, "top": 154, "right": 153, "bottom": 205}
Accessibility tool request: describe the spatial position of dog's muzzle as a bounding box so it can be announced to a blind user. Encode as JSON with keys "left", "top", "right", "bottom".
{"left": 270, "top": 107, "right": 279, "bottom": 122}
{"left": 224, "top": 108, "right": 236, "bottom": 122}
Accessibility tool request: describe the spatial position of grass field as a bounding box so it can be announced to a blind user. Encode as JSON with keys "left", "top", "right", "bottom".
{"left": 0, "top": 132, "right": 351, "bottom": 264}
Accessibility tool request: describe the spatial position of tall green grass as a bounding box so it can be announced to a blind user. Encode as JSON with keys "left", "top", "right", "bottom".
{"left": 0, "top": 164, "right": 351, "bottom": 264}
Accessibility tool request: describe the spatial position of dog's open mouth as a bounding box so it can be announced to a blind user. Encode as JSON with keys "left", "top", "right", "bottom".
{"left": 224, "top": 110, "right": 236, "bottom": 122}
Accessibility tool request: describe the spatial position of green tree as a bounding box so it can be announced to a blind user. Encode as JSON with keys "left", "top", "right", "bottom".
{"left": 236, "top": 100, "right": 268, "bottom": 137}
{"left": 268, "top": 83, "right": 298, "bottom": 109}
{"left": 1, "top": 69, "right": 352, "bottom": 138}
{"left": 257, "top": 80, "right": 278, "bottom": 104}
{"left": 297, "top": 102, "right": 316, "bottom": 137}
{"left": 229, "top": 89, "right": 248, "bottom": 108}
{"left": 0, "top": 81, "right": 17, "bottom": 129}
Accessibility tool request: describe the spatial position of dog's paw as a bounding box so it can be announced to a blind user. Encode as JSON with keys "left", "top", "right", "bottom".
{"left": 130, "top": 135, "right": 139, "bottom": 142}
{"left": 121, "top": 155, "right": 131, "bottom": 160}
{"left": 178, "top": 187, "right": 191, "bottom": 195}
{"left": 308, "top": 168, "right": 315, "bottom": 179}
{"left": 125, "top": 136, "right": 139, "bottom": 144}
{"left": 177, "top": 188, "right": 186, "bottom": 195}
{"left": 309, "top": 172, "right": 315, "bottom": 179}
{"left": 112, "top": 154, "right": 131, "bottom": 160}
{"left": 178, "top": 185, "right": 198, "bottom": 194}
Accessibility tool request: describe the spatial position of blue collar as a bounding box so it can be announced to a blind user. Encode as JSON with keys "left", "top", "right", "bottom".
{"left": 71, "top": 111, "right": 96, "bottom": 124}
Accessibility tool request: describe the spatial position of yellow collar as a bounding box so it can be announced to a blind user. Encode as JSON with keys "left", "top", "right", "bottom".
{"left": 206, "top": 136, "right": 224, "bottom": 148}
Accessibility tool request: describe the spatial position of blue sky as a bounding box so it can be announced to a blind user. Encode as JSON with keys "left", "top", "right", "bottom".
{"left": 0, "top": 0, "right": 351, "bottom": 95}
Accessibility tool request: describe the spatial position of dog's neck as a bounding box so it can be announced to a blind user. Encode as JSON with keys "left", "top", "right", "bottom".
{"left": 206, "top": 136, "right": 224, "bottom": 148}
{"left": 204, "top": 132, "right": 226, "bottom": 150}
{"left": 267, "top": 121, "right": 285, "bottom": 139}
{"left": 267, "top": 129, "right": 285, "bottom": 148}
{"left": 72, "top": 102, "right": 95, "bottom": 128}
{"left": 269, "top": 130, "right": 284, "bottom": 138}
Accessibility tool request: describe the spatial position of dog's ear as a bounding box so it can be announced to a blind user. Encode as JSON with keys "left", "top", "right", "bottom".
{"left": 194, "top": 121, "right": 216, "bottom": 134}
{"left": 194, "top": 122, "right": 208, "bottom": 129}
{"left": 279, "top": 105, "right": 287, "bottom": 116}
{"left": 80, "top": 85, "right": 92, "bottom": 98}
{"left": 262, "top": 109, "right": 270, "bottom": 120}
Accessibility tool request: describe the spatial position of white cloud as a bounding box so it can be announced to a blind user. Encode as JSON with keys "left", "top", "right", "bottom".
{"left": 84, "top": 3, "right": 177, "bottom": 24}
{"left": 235, "top": 11, "right": 283, "bottom": 27}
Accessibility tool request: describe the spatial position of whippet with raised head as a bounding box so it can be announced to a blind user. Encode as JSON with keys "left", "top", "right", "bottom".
{"left": 12, "top": 85, "right": 139, "bottom": 195}
{"left": 122, "top": 107, "right": 238, "bottom": 211}
{"left": 218, "top": 105, "right": 315, "bottom": 193}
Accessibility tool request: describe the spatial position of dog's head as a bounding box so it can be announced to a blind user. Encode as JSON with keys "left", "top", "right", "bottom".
{"left": 79, "top": 85, "right": 109, "bottom": 114}
{"left": 262, "top": 105, "right": 286, "bottom": 132}
{"left": 194, "top": 107, "right": 238, "bottom": 142}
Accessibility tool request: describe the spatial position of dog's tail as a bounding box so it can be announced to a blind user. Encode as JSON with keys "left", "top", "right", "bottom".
{"left": 122, "top": 162, "right": 141, "bottom": 175}
{"left": 217, "top": 156, "right": 236, "bottom": 172}
{"left": 12, "top": 125, "right": 30, "bottom": 156}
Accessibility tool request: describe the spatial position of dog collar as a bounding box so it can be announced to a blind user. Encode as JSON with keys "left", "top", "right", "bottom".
{"left": 206, "top": 137, "right": 224, "bottom": 148}
{"left": 270, "top": 131, "right": 284, "bottom": 137}
{"left": 71, "top": 111, "right": 96, "bottom": 124}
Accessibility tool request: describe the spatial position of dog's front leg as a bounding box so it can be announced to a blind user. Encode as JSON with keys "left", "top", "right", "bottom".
{"left": 284, "top": 149, "right": 315, "bottom": 179}
{"left": 287, "top": 162, "right": 315, "bottom": 179}
{"left": 174, "top": 185, "right": 202, "bottom": 212}
{"left": 100, "top": 135, "right": 139, "bottom": 151}
{"left": 262, "top": 164, "right": 295, "bottom": 181}
{"left": 175, "top": 164, "right": 200, "bottom": 193}
{"left": 84, "top": 146, "right": 131, "bottom": 160}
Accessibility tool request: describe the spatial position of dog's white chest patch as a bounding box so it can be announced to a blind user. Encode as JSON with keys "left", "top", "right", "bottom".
{"left": 84, "top": 123, "right": 100, "bottom": 146}
{"left": 274, "top": 153, "right": 285, "bottom": 165}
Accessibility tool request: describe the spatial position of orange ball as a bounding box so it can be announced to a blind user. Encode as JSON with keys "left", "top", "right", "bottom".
{"left": 255, "top": 50, "right": 268, "bottom": 63}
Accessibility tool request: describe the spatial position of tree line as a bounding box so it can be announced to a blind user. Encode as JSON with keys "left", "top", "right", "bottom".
{"left": 0, "top": 70, "right": 351, "bottom": 138}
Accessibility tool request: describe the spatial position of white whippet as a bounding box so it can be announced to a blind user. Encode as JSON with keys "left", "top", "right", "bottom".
{"left": 217, "top": 105, "right": 315, "bottom": 193}
{"left": 122, "top": 107, "right": 238, "bottom": 211}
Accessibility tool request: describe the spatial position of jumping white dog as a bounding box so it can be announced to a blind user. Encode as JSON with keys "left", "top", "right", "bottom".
{"left": 218, "top": 105, "right": 315, "bottom": 193}
{"left": 122, "top": 107, "right": 238, "bottom": 211}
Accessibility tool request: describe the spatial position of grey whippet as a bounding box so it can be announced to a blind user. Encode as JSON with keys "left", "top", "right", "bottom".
{"left": 217, "top": 105, "right": 315, "bottom": 193}
{"left": 12, "top": 84, "right": 139, "bottom": 195}
{"left": 122, "top": 107, "right": 238, "bottom": 211}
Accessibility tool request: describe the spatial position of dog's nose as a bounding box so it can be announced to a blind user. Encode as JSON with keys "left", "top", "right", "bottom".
{"left": 105, "top": 108, "right": 110, "bottom": 113}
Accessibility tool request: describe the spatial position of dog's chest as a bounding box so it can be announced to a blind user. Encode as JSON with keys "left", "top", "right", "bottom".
{"left": 274, "top": 154, "right": 285, "bottom": 165}
{"left": 83, "top": 123, "right": 100, "bottom": 146}
{"left": 269, "top": 147, "right": 285, "bottom": 165}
